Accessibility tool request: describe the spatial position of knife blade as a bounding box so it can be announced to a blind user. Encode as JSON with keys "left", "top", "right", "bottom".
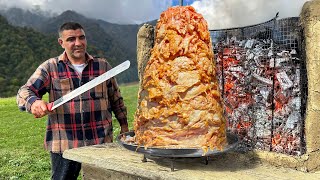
{"left": 46, "top": 60, "right": 130, "bottom": 111}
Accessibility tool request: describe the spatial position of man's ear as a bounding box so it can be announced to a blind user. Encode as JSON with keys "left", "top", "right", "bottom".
{"left": 58, "top": 38, "right": 63, "bottom": 47}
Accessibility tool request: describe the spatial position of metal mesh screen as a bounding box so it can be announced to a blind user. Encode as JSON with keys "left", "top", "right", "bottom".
{"left": 210, "top": 16, "right": 306, "bottom": 155}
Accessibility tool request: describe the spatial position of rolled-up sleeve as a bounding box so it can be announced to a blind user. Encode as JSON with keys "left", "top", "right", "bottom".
{"left": 16, "top": 61, "right": 50, "bottom": 113}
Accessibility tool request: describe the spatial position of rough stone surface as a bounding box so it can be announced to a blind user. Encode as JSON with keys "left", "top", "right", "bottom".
{"left": 63, "top": 144, "right": 320, "bottom": 180}
{"left": 136, "top": 24, "right": 155, "bottom": 113}
{"left": 301, "top": 0, "right": 320, "bottom": 155}
{"left": 304, "top": 110, "right": 320, "bottom": 153}
{"left": 82, "top": 164, "right": 147, "bottom": 180}
{"left": 136, "top": 24, "right": 154, "bottom": 89}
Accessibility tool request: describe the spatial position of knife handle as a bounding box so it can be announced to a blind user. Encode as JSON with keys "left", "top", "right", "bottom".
{"left": 47, "top": 102, "right": 53, "bottom": 111}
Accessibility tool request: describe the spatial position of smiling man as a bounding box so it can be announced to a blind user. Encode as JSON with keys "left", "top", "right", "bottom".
{"left": 16, "top": 22, "right": 129, "bottom": 180}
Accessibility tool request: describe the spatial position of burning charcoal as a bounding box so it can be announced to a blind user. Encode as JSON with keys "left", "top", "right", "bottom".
{"left": 277, "top": 50, "right": 290, "bottom": 57}
{"left": 244, "top": 39, "right": 255, "bottom": 49}
{"left": 274, "top": 91, "right": 289, "bottom": 107}
{"left": 211, "top": 17, "right": 304, "bottom": 155}
{"left": 278, "top": 57, "right": 290, "bottom": 66}
{"left": 229, "top": 66, "right": 243, "bottom": 72}
{"left": 254, "top": 56, "right": 264, "bottom": 67}
{"left": 252, "top": 72, "right": 273, "bottom": 85}
{"left": 247, "top": 52, "right": 254, "bottom": 60}
{"left": 254, "top": 106, "right": 272, "bottom": 137}
{"left": 268, "top": 49, "right": 274, "bottom": 57}
{"left": 276, "top": 71, "right": 294, "bottom": 90}
{"left": 290, "top": 49, "right": 297, "bottom": 55}
{"left": 269, "top": 58, "right": 275, "bottom": 67}
{"left": 272, "top": 47, "right": 302, "bottom": 155}
{"left": 288, "top": 97, "right": 301, "bottom": 111}
{"left": 293, "top": 69, "right": 300, "bottom": 89}
{"left": 239, "top": 40, "right": 246, "bottom": 47}
{"left": 259, "top": 87, "right": 270, "bottom": 101}
{"left": 285, "top": 111, "right": 301, "bottom": 130}
{"left": 255, "top": 141, "right": 265, "bottom": 149}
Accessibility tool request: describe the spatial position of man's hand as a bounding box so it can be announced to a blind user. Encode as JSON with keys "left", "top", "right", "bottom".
{"left": 120, "top": 125, "right": 129, "bottom": 134}
{"left": 31, "top": 100, "right": 49, "bottom": 118}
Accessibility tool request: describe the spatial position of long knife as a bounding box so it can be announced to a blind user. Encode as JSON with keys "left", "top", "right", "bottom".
{"left": 46, "top": 60, "right": 130, "bottom": 111}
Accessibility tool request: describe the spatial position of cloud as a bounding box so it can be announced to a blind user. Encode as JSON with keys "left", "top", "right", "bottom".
{"left": 42, "top": 0, "right": 176, "bottom": 24}
{"left": 0, "top": 0, "right": 310, "bottom": 29}
{"left": 0, "top": 0, "right": 176, "bottom": 24}
{"left": 191, "top": 0, "right": 310, "bottom": 29}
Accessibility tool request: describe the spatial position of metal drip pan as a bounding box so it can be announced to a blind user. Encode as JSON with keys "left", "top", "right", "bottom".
{"left": 117, "top": 131, "right": 239, "bottom": 158}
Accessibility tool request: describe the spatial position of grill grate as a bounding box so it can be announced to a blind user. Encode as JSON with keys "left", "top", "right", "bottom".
{"left": 210, "top": 16, "right": 306, "bottom": 155}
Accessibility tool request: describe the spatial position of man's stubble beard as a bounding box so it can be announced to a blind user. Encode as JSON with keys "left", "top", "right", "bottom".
{"left": 71, "top": 49, "right": 86, "bottom": 60}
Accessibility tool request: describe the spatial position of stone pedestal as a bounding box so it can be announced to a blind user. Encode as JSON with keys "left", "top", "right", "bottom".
{"left": 63, "top": 143, "right": 319, "bottom": 180}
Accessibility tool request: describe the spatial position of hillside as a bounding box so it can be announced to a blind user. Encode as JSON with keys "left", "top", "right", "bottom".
{"left": 0, "top": 15, "right": 58, "bottom": 97}
{"left": 0, "top": 15, "right": 102, "bottom": 97}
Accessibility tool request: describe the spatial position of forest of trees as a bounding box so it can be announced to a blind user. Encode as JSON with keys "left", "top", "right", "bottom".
{"left": 0, "top": 16, "right": 59, "bottom": 97}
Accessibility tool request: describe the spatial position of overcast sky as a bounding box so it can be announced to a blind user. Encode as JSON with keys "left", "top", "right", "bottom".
{"left": 0, "top": 0, "right": 310, "bottom": 29}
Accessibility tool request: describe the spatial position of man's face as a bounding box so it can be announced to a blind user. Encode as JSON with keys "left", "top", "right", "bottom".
{"left": 58, "top": 28, "right": 87, "bottom": 61}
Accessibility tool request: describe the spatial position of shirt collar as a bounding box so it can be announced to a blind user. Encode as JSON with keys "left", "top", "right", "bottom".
{"left": 58, "top": 51, "right": 94, "bottom": 63}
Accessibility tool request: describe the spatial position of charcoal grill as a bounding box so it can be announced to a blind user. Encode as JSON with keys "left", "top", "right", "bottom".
{"left": 117, "top": 131, "right": 239, "bottom": 171}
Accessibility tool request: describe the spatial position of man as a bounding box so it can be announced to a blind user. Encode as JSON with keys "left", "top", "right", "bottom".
{"left": 16, "top": 22, "right": 129, "bottom": 179}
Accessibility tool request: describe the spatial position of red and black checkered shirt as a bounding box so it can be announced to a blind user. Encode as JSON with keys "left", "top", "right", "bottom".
{"left": 17, "top": 52, "right": 128, "bottom": 153}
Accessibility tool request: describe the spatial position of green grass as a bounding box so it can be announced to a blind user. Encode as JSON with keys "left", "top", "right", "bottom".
{"left": 112, "top": 83, "right": 139, "bottom": 136}
{"left": 0, "top": 83, "right": 139, "bottom": 179}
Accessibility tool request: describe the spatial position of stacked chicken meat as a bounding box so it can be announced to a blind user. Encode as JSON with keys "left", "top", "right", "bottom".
{"left": 134, "top": 6, "right": 227, "bottom": 151}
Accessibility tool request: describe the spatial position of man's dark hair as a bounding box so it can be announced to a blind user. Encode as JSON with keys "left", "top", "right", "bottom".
{"left": 58, "top": 22, "right": 84, "bottom": 37}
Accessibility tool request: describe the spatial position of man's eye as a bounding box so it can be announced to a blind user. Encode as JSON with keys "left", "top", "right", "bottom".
{"left": 79, "top": 36, "right": 86, "bottom": 40}
{"left": 66, "top": 37, "right": 75, "bottom": 42}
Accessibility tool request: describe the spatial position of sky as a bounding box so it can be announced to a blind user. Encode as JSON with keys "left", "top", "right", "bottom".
{"left": 0, "top": 0, "right": 310, "bottom": 29}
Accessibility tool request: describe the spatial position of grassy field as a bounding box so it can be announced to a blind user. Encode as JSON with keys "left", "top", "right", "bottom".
{"left": 0, "top": 83, "right": 139, "bottom": 179}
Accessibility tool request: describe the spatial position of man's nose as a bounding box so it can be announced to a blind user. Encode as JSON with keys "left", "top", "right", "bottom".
{"left": 75, "top": 38, "right": 82, "bottom": 46}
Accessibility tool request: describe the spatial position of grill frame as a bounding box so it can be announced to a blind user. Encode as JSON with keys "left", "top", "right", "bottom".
{"left": 117, "top": 131, "right": 240, "bottom": 158}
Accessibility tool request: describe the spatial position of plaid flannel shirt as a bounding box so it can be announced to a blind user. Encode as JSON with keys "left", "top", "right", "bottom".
{"left": 17, "top": 52, "right": 128, "bottom": 153}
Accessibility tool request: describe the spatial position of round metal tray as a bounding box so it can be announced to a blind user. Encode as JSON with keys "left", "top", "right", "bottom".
{"left": 117, "top": 131, "right": 239, "bottom": 158}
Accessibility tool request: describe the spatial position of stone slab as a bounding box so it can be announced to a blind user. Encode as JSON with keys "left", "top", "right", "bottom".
{"left": 63, "top": 143, "right": 320, "bottom": 180}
